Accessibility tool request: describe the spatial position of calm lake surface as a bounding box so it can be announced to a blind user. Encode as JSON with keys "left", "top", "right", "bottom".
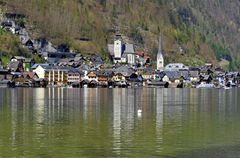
{"left": 0, "top": 88, "right": 240, "bottom": 158}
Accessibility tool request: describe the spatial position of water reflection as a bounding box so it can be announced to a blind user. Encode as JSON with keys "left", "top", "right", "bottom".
{"left": 112, "top": 89, "right": 122, "bottom": 156}
{"left": 0, "top": 88, "right": 240, "bottom": 157}
{"left": 156, "top": 88, "right": 163, "bottom": 153}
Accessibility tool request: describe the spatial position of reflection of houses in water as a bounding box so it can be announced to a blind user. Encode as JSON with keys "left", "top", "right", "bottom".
{"left": 113, "top": 89, "right": 122, "bottom": 156}
{"left": 112, "top": 89, "right": 138, "bottom": 155}
{"left": 82, "top": 88, "right": 100, "bottom": 121}
{"left": 9, "top": 88, "right": 38, "bottom": 150}
{"left": 33, "top": 88, "right": 45, "bottom": 124}
{"left": 83, "top": 87, "right": 88, "bottom": 120}
{"left": 123, "top": 89, "right": 135, "bottom": 138}
{"left": 156, "top": 88, "right": 164, "bottom": 153}
{"left": 46, "top": 88, "right": 66, "bottom": 122}
{"left": 10, "top": 89, "right": 17, "bottom": 150}
{"left": 164, "top": 89, "right": 184, "bottom": 121}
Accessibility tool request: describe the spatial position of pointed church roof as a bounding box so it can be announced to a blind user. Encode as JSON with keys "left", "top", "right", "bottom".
{"left": 157, "top": 36, "right": 163, "bottom": 58}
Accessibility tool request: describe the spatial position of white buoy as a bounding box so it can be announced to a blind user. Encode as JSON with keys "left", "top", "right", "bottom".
{"left": 137, "top": 109, "right": 142, "bottom": 113}
{"left": 137, "top": 109, "right": 142, "bottom": 117}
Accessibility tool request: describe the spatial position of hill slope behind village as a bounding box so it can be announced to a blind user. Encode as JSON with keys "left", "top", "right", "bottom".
{"left": 0, "top": 0, "right": 240, "bottom": 70}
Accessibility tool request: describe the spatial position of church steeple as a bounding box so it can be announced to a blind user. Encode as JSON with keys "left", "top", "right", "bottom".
{"left": 158, "top": 36, "right": 163, "bottom": 54}
{"left": 157, "top": 35, "right": 164, "bottom": 70}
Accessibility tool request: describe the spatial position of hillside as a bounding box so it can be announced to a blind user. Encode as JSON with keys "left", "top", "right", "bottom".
{"left": 0, "top": 0, "right": 240, "bottom": 69}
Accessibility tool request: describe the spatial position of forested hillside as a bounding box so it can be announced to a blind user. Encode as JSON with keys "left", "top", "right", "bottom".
{"left": 1, "top": 0, "right": 240, "bottom": 69}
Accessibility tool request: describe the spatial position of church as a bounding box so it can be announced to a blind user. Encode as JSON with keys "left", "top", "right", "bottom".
{"left": 108, "top": 34, "right": 136, "bottom": 65}
{"left": 156, "top": 36, "right": 164, "bottom": 70}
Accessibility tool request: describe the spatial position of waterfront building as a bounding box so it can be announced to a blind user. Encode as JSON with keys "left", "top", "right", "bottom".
{"left": 32, "top": 64, "right": 49, "bottom": 79}
{"left": 44, "top": 67, "right": 69, "bottom": 85}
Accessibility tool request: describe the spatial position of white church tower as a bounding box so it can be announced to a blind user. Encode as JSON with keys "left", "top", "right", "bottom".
{"left": 157, "top": 36, "right": 164, "bottom": 70}
{"left": 114, "top": 34, "right": 123, "bottom": 59}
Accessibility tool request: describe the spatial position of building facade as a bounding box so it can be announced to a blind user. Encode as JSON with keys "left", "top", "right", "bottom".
{"left": 108, "top": 34, "right": 136, "bottom": 65}
{"left": 44, "top": 67, "right": 68, "bottom": 85}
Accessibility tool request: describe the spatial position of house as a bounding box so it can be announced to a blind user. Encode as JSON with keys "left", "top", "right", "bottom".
{"left": 147, "top": 79, "right": 169, "bottom": 88}
{"left": 108, "top": 34, "right": 136, "bottom": 65}
{"left": 199, "top": 75, "right": 213, "bottom": 84}
{"left": 164, "top": 71, "right": 189, "bottom": 83}
{"left": 141, "top": 68, "right": 155, "bottom": 80}
{"left": 38, "top": 41, "right": 57, "bottom": 58}
{"left": 11, "top": 56, "right": 25, "bottom": 62}
{"left": 157, "top": 36, "right": 164, "bottom": 70}
{"left": 67, "top": 68, "right": 84, "bottom": 85}
{"left": 225, "top": 72, "right": 240, "bottom": 86}
{"left": 189, "top": 67, "right": 200, "bottom": 82}
{"left": 135, "top": 51, "right": 151, "bottom": 67}
{"left": 96, "top": 70, "right": 113, "bottom": 87}
{"left": 0, "top": 80, "right": 15, "bottom": 88}
{"left": 200, "top": 65, "right": 214, "bottom": 76}
{"left": 8, "top": 61, "right": 24, "bottom": 72}
{"left": 80, "top": 71, "right": 99, "bottom": 87}
{"left": 90, "top": 55, "right": 104, "bottom": 65}
{"left": 33, "top": 38, "right": 48, "bottom": 50}
{"left": 22, "top": 72, "right": 39, "bottom": 80}
{"left": 44, "top": 67, "right": 69, "bottom": 85}
{"left": 112, "top": 73, "right": 126, "bottom": 82}
{"left": 127, "top": 73, "right": 144, "bottom": 87}
{"left": 1, "top": 20, "right": 13, "bottom": 29}
{"left": 114, "top": 65, "right": 135, "bottom": 78}
{"left": 32, "top": 64, "right": 50, "bottom": 79}
{"left": 86, "top": 71, "right": 97, "bottom": 82}
{"left": 20, "top": 36, "right": 34, "bottom": 50}
{"left": 13, "top": 73, "right": 34, "bottom": 87}
{"left": 47, "top": 52, "right": 76, "bottom": 63}
{"left": 216, "top": 73, "right": 225, "bottom": 85}
{"left": 155, "top": 71, "right": 170, "bottom": 82}
{"left": 1, "top": 20, "right": 15, "bottom": 33}
{"left": 78, "top": 64, "right": 91, "bottom": 71}
{"left": 112, "top": 72, "right": 128, "bottom": 87}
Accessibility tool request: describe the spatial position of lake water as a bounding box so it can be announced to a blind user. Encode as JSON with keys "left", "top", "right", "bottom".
{"left": 0, "top": 88, "right": 240, "bottom": 158}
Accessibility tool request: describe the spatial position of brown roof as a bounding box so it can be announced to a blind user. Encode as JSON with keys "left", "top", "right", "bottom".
{"left": 87, "top": 71, "right": 96, "bottom": 77}
{"left": 23, "top": 72, "right": 39, "bottom": 79}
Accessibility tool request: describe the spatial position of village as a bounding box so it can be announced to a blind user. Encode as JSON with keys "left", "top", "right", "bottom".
{"left": 0, "top": 13, "right": 240, "bottom": 89}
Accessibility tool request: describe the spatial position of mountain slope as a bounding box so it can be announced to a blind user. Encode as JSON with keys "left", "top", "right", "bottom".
{"left": 1, "top": 0, "right": 240, "bottom": 69}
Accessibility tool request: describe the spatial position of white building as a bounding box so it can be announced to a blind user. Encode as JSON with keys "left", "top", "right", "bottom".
{"left": 157, "top": 36, "right": 164, "bottom": 70}
{"left": 108, "top": 34, "right": 136, "bottom": 65}
{"left": 164, "top": 63, "right": 189, "bottom": 71}
{"left": 33, "top": 65, "right": 47, "bottom": 79}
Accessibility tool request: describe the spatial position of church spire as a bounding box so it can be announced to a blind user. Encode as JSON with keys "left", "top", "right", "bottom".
{"left": 158, "top": 35, "right": 163, "bottom": 54}
{"left": 157, "top": 35, "right": 164, "bottom": 70}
